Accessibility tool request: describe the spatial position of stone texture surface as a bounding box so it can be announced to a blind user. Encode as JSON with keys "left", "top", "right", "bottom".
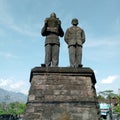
{"left": 23, "top": 67, "right": 100, "bottom": 120}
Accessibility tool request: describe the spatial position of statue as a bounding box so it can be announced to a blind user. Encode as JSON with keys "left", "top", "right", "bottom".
{"left": 41, "top": 13, "right": 64, "bottom": 67}
{"left": 64, "top": 18, "right": 85, "bottom": 67}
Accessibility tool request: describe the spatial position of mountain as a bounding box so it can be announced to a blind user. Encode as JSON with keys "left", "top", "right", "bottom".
{"left": 0, "top": 88, "right": 27, "bottom": 103}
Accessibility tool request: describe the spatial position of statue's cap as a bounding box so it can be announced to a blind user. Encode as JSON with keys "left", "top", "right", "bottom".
{"left": 72, "top": 18, "right": 78, "bottom": 25}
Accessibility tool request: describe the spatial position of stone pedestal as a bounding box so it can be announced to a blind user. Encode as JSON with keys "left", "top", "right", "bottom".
{"left": 23, "top": 67, "right": 100, "bottom": 120}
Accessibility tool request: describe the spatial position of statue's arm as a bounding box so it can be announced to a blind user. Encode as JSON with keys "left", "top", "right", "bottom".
{"left": 41, "top": 19, "right": 48, "bottom": 36}
{"left": 41, "top": 25, "right": 47, "bottom": 36}
{"left": 59, "top": 26, "right": 64, "bottom": 37}
{"left": 58, "top": 20, "right": 64, "bottom": 37}
{"left": 64, "top": 29, "right": 69, "bottom": 44}
{"left": 81, "top": 29, "right": 85, "bottom": 43}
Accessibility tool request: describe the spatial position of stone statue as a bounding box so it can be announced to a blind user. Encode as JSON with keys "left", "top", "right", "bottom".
{"left": 64, "top": 18, "right": 85, "bottom": 67}
{"left": 41, "top": 13, "right": 64, "bottom": 67}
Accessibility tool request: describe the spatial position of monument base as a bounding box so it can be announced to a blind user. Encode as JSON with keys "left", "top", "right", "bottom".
{"left": 23, "top": 67, "right": 100, "bottom": 120}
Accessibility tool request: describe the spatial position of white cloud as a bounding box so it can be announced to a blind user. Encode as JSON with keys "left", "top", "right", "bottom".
{"left": 101, "top": 75, "right": 118, "bottom": 84}
{"left": 0, "top": 0, "right": 39, "bottom": 37}
{"left": 113, "top": 17, "right": 120, "bottom": 33}
{"left": 85, "top": 36, "right": 120, "bottom": 48}
{"left": 0, "top": 78, "right": 29, "bottom": 94}
{"left": 0, "top": 52, "right": 18, "bottom": 59}
{"left": 10, "top": 23, "right": 40, "bottom": 37}
{"left": 0, "top": 28, "right": 5, "bottom": 35}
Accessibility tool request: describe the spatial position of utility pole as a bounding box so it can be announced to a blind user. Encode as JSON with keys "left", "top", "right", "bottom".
{"left": 4, "top": 95, "right": 10, "bottom": 112}
{"left": 118, "top": 89, "right": 120, "bottom": 95}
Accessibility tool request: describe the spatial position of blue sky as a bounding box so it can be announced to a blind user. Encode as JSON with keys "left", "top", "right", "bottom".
{"left": 0, "top": 0, "right": 120, "bottom": 94}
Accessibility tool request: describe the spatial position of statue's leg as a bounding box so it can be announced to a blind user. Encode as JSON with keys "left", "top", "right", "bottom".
{"left": 76, "top": 45, "right": 82, "bottom": 67}
{"left": 69, "top": 45, "right": 75, "bottom": 67}
{"left": 52, "top": 44, "right": 59, "bottom": 67}
{"left": 45, "top": 44, "right": 52, "bottom": 66}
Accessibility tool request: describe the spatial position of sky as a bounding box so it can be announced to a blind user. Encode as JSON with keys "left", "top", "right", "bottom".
{"left": 0, "top": 0, "right": 120, "bottom": 95}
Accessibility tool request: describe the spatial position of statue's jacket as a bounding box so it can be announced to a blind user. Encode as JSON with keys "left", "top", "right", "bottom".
{"left": 64, "top": 26, "right": 85, "bottom": 47}
{"left": 41, "top": 17, "right": 64, "bottom": 46}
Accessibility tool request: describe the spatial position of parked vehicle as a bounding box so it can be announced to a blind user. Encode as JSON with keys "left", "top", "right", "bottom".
{"left": 99, "top": 103, "right": 111, "bottom": 119}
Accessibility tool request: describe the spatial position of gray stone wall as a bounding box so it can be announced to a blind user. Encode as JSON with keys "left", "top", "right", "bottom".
{"left": 23, "top": 67, "right": 100, "bottom": 120}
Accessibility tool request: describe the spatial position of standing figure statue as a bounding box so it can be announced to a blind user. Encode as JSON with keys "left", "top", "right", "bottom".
{"left": 41, "top": 13, "right": 64, "bottom": 67}
{"left": 64, "top": 18, "right": 85, "bottom": 67}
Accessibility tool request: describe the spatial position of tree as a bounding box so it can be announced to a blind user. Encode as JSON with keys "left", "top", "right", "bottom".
{"left": 0, "top": 102, "right": 9, "bottom": 114}
{"left": 0, "top": 102, "right": 26, "bottom": 116}
{"left": 98, "top": 90, "right": 116, "bottom": 98}
{"left": 113, "top": 95, "right": 120, "bottom": 116}
{"left": 98, "top": 90, "right": 117, "bottom": 102}
{"left": 9, "top": 102, "right": 26, "bottom": 115}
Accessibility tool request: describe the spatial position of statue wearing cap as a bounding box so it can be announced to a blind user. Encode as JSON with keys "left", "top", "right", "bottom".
{"left": 64, "top": 18, "right": 85, "bottom": 67}
{"left": 41, "top": 13, "right": 64, "bottom": 67}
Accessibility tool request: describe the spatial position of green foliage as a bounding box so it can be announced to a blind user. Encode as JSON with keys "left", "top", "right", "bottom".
{"left": 97, "top": 94, "right": 105, "bottom": 101}
{"left": 0, "top": 102, "right": 26, "bottom": 115}
{"left": 113, "top": 95, "right": 120, "bottom": 114}
{"left": 98, "top": 90, "right": 117, "bottom": 99}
